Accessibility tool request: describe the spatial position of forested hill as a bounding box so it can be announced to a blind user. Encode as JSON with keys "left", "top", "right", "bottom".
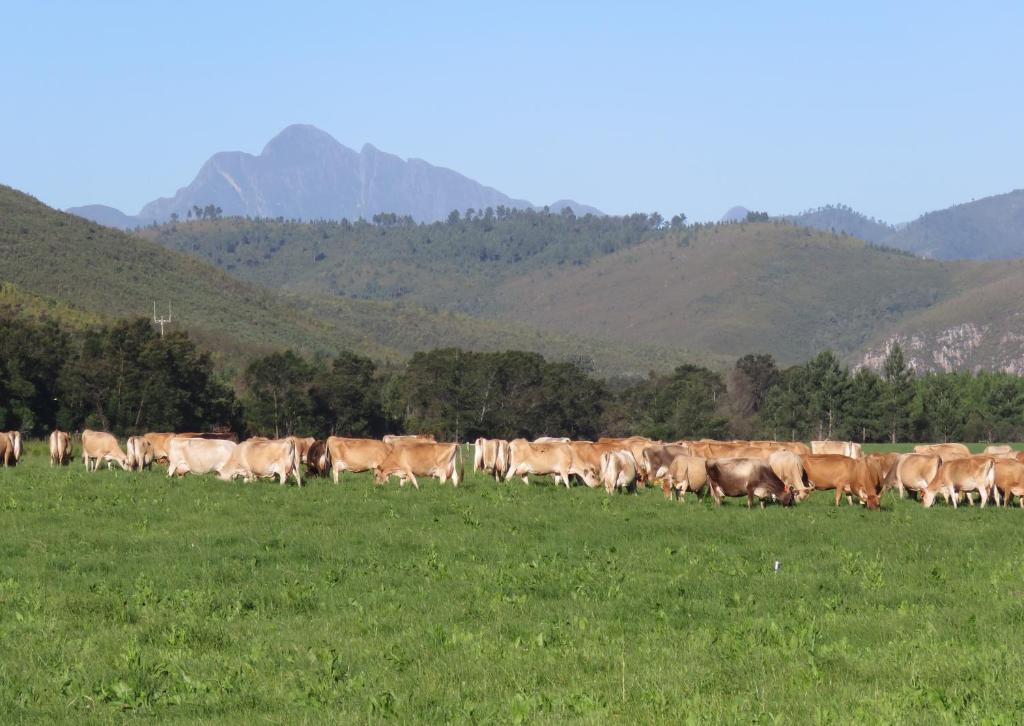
{"left": 140, "top": 207, "right": 670, "bottom": 311}
{"left": 0, "top": 186, "right": 700, "bottom": 376}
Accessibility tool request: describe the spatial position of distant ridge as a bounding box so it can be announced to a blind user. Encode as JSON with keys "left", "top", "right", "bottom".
{"left": 720, "top": 206, "right": 750, "bottom": 222}
{"left": 66, "top": 124, "right": 601, "bottom": 228}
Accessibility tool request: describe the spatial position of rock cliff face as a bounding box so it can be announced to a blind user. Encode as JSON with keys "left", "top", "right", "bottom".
{"left": 860, "top": 322, "right": 1024, "bottom": 374}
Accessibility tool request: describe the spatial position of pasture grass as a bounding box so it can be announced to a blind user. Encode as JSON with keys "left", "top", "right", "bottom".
{"left": 1, "top": 442, "right": 1023, "bottom": 723}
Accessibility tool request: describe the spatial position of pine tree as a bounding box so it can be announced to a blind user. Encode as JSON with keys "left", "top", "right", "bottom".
{"left": 881, "top": 344, "right": 915, "bottom": 443}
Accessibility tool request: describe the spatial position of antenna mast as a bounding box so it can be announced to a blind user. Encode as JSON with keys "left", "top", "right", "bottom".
{"left": 153, "top": 302, "right": 172, "bottom": 338}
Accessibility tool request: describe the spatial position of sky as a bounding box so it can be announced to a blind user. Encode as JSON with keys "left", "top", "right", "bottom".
{"left": 2, "top": 1, "right": 1022, "bottom": 223}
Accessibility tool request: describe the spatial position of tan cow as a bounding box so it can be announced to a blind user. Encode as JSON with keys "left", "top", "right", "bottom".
{"left": 864, "top": 452, "right": 899, "bottom": 486}
{"left": 373, "top": 442, "right": 461, "bottom": 488}
{"left": 983, "top": 444, "right": 1014, "bottom": 457}
{"left": 598, "top": 437, "right": 657, "bottom": 481}
{"left": 288, "top": 436, "right": 317, "bottom": 464}
{"left": 0, "top": 433, "right": 13, "bottom": 467}
{"left": 4, "top": 431, "right": 22, "bottom": 464}
{"left": 81, "top": 430, "right": 129, "bottom": 472}
{"left": 505, "top": 439, "right": 577, "bottom": 487}
{"left": 921, "top": 456, "right": 996, "bottom": 508}
{"left": 126, "top": 436, "right": 155, "bottom": 471}
{"left": 474, "top": 438, "right": 510, "bottom": 481}
{"left": 768, "top": 450, "right": 811, "bottom": 500}
{"left": 994, "top": 459, "right": 1024, "bottom": 508}
{"left": 568, "top": 441, "right": 624, "bottom": 489}
{"left": 220, "top": 438, "right": 302, "bottom": 486}
{"left": 533, "top": 436, "right": 571, "bottom": 443}
{"left": 884, "top": 453, "right": 941, "bottom": 499}
{"left": 49, "top": 429, "right": 72, "bottom": 466}
{"left": 326, "top": 436, "right": 393, "bottom": 484}
{"left": 661, "top": 455, "right": 708, "bottom": 501}
{"left": 166, "top": 437, "right": 236, "bottom": 477}
{"left": 802, "top": 454, "right": 879, "bottom": 509}
{"left": 811, "top": 441, "right": 863, "bottom": 459}
{"left": 643, "top": 444, "right": 694, "bottom": 486}
{"left": 144, "top": 432, "right": 200, "bottom": 464}
{"left": 600, "top": 450, "right": 637, "bottom": 494}
{"left": 382, "top": 434, "right": 436, "bottom": 445}
{"left": 914, "top": 442, "right": 970, "bottom": 460}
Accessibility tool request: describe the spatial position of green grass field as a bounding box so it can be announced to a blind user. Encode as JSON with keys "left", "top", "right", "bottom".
{"left": 2, "top": 442, "right": 1024, "bottom": 723}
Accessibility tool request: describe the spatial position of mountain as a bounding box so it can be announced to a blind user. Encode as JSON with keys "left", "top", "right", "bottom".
{"left": 882, "top": 189, "right": 1024, "bottom": 260}
{"left": 2, "top": 185, "right": 682, "bottom": 376}
{"left": 67, "top": 125, "right": 601, "bottom": 228}
{"left": 720, "top": 206, "right": 750, "bottom": 222}
{"left": 782, "top": 204, "right": 893, "bottom": 244}
{"left": 547, "top": 199, "right": 605, "bottom": 217}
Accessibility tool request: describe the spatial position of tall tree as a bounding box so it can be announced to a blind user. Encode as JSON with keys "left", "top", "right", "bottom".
{"left": 881, "top": 344, "right": 915, "bottom": 443}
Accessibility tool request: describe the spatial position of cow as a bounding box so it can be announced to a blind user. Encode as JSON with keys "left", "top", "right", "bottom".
{"left": 473, "top": 438, "right": 511, "bottom": 481}
{"left": 921, "top": 456, "right": 996, "bottom": 508}
{"left": 49, "top": 429, "right": 72, "bottom": 466}
{"left": 768, "top": 450, "right": 811, "bottom": 500}
{"left": 0, "top": 433, "right": 13, "bottom": 467}
{"left": 568, "top": 441, "right": 625, "bottom": 489}
{"left": 983, "top": 444, "right": 1014, "bottom": 457}
{"left": 125, "top": 436, "right": 155, "bottom": 471}
{"left": 81, "top": 430, "right": 129, "bottom": 472}
{"left": 864, "top": 452, "right": 899, "bottom": 485}
{"left": 598, "top": 437, "right": 657, "bottom": 482}
{"left": 373, "top": 442, "right": 461, "bottom": 488}
{"left": 913, "top": 442, "right": 970, "bottom": 460}
{"left": 219, "top": 438, "right": 302, "bottom": 486}
{"left": 326, "top": 437, "right": 393, "bottom": 484}
{"left": 305, "top": 439, "right": 331, "bottom": 477}
{"left": 288, "top": 436, "right": 317, "bottom": 464}
{"left": 382, "top": 434, "right": 436, "bottom": 445}
{"left": 3, "top": 431, "right": 22, "bottom": 465}
{"left": 705, "top": 458, "right": 795, "bottom": 508}
{"left": 144, "top": 432, "right": 200, "bottom": 464}
{"left": 643, "top": 444, "right": 694, "bottom": 486}
{"left": 533, "top": 436, "right": 571, "bottom": 443}
{"left": 600, "top": 450, "right": 637, "bottom": 494}
{"left": 660, "top": 455, "right": 708, "bottom": 502}
{"left": 802, "top": 454, "right": 880, "bottom": 509}
{"left": 884, "top": 453, "right": 941, "bottom": 500}
{"left": 166, "top": 437, "right": 236, "bottom": 477}
{"left": 505, "top": 440, "right": 578, "bottom": 487}
{"left": 810, "top": 440, "right": 863, "bottom": 459}
{"left": 994, "top": 459, "right": 1024, "bottom": 508}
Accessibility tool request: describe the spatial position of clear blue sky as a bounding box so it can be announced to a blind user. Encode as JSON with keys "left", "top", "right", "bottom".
{"left": 3, "top": 1, "right": 1022, "bottom": 222}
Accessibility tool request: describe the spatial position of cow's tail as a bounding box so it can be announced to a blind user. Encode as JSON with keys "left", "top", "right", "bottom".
{"left": 987, "top": 459, "right": 999, "bottom": 506}
{"left": 292, "top": 440, "right": 302, "bottom": 487}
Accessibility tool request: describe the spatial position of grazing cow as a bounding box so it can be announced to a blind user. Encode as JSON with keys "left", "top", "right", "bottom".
{"left": 884, "top": 453, "right": 942, "bottom": 500}
{"left": 473, "top": 438, "right": 511, "bottom": 481}
{"left": 49, "top": 429, "right": 72, "bottom": 466}
{"left": 598, "top": 437, "right": 657, "bottom": 482}
{"left": 0, "top": 433, "right": 13, "bottom": 467}
{"left": 921, "top": 456, "right": 996, "bottom": 508}
{"left": 373, "top": 442, "right": 461, "bottom": 488}
{"left": 219, "top": 438, "right": 302, "bottom": 486}
{"left": 864, "top": 452, "right": 900, "bottom": 486}
{"left": 811, "top": 440, "right": 863, "bottom": 459}
{"left": 81, "top": 430, "right": 129, "bottom": 472}
{"left": 660, "top": 455, "right": 708, "bottom": 501}
{"left": 3, "top": 431, "right": 22, "bottom": 465}
{"left": 326, "top": 437, "right": 393, "bottom": 484}
{"left": 568, "top": 441, "right": 626, "bottom": 489}
{"left": 125, "top": 436, "right": 155, "bottom": 471}
{"left": 705, "top": 458, "right": 795, "bottom": 508}
{"left": 914, "top": 443, "right": 970, "bottom": 460}
{"left": 994, "top": 459, "right": 1024, "bottom": 507}
{"left": 600, "top": 450, "right": 637, "bottom": 494}
{"left": 144, "top": 432, "right": 200, "bottom": 464}
{"left": 382, "top": 434, "right": 436, "bottom": 445}
{"left": 643, "top": 444, "right": 694, "bottom": 486}
{"left": 768, "top": 450, "right": 811, "bottom": 500}
{"left": 166, "top": 437, "right": 236, "bottom": 477}
{"left": 983, "top": 444, "right": 1014, "bottom": 457}
{"left": 802, "top": 454, "right": 880, "bottom": 509}
{"left": 505, "top": 440, "right": 578, "bottom": 487}
{"left": 288, "top": 436, "right": 317, "bottom": 464}
{"left": 305, "top": 439, "right": 331, "bottom": 477}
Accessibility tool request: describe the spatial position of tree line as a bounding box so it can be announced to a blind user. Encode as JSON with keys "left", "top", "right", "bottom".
{"left": 2, "top": 315, "right": 1023, "bottom": 443}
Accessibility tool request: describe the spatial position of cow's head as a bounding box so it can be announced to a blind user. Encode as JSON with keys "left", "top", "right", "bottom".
{"left": 778, "top": 485, "right": 796, "bottom": 507}
{"left": 864, "top": 493, "right": 880, "bottom": 510}
{"left": 372, "top": 467, "right": 388, "bottom": 486}
{"left": 920, "top": 487, "right": 938, "bottom": 508}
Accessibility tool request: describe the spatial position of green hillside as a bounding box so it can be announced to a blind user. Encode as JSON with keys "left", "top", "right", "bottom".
{"left": 1, "top": 187, "right": 699, "bottom": 376}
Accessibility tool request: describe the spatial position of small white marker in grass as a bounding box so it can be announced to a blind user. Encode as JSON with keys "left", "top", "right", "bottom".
{"left": 773, "top": 560, "right": 781, "bottom": 573}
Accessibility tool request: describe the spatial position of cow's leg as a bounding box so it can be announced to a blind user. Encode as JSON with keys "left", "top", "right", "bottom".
{"left": 979, "top": 486, "right": 988, "bottom": 508}
{"left": 834, "top": 487, "right": 843, "bottom": 506}
{"left": 950, "top": 487, "right": 958, "bottom": 509}
{"left": 410, "top": 473, "right": 419, "bottom": 490}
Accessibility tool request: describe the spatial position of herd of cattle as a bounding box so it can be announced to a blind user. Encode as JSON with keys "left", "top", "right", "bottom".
{"left": 3, "top": 428, "right": 1024, "bottom": 509}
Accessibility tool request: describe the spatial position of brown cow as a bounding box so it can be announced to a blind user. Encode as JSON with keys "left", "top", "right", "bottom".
{"left": 0, "top": 433, "right": 13, "bottom": 467}
{"left": 288, "top": 436, "right": 317, "bottom": 464}
{"left": 373, "top": 442, "right": 461, "bottom": 488}
{"left": 994, "top": 459, "right": 1024, "bottom": 508}
{"left": 49, "top": 429, "right": 72, "bottom": 466}
{"left": 126, "top": 436, "right": 155, "bottom": 471}
{"left": 705, "top": 458, "right": 795, "bottom": 508}
{"left": 3, "top": 431, "right": 22, "bottom": 465}
{"left": 661, "top": 455, "right": 708, "bottom": 502}
{"left": 306, "top": 439, "right": 331, "bottom": 477}
{"left": 81, "top": 430, "right": 129, "bottom": 472}
{"left": 326, "top": 437, "right": 392, "bottom": 484}
{"left": 864, "top": 453, "right": 899, "bottom": 485}
{"left": 802, "top": 454, "right": 879, "bottom": 509}
{"left": 474, "top": 438, "right": 511, "bottom": 481}
{"left": 921, "top": 456, "right": 996, "bottom": 508}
